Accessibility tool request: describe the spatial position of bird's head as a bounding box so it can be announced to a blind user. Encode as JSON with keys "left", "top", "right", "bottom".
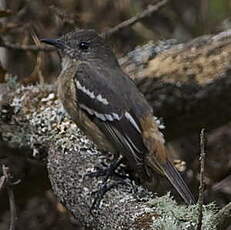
{"left": 41, "top": 29, "right": 118, "bottom": 66}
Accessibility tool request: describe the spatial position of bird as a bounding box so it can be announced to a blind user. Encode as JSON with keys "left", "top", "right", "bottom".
{"left": 41, "top": 29, "right": 195, "bottom": 205}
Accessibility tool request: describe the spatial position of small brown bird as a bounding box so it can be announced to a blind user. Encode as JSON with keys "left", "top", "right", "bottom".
{"left": 41, "top": 29, "right": 195, "bottom": 204}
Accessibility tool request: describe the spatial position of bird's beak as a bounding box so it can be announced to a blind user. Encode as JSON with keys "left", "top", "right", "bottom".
{"left": 40, "top": 38, "right": 64, "bottom": 49}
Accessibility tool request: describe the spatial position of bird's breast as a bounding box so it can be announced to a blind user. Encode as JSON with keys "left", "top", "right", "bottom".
{"left": 57, "top": 63, "right": 79, "bottom": 120}
{"left": 57, "top": 64, "right": 115, "bottom": 153}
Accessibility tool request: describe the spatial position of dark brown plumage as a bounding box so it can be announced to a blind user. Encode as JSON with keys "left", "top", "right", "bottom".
{"left": 41, "top": 29, "right": 195, "bottom": 205}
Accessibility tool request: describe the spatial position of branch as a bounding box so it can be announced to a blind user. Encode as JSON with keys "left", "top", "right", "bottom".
{"left": 0, "top": 38, "right": 55, "bottom": 52}
{"left": 1, "top": 165, "right": 17, "bottom": 230}
{"left": 0, "top": 84, "right": 216, "bottom": 229}
{"left": 196, "top": 129, "right": 206, "bottom": 230}
{"left": 212, "top": 202, "right": 231, "bottom": 230}
{"left": 121, "top": 30, "right": 231, "bottom": 140}
{"left": 102, "top": 0, "right": 168, "bottom": 38}
{"left": 7, "top": 185, "right": 16, "bottom": 230}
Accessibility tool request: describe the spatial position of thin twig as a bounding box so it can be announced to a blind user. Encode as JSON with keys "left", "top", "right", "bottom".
{"left": 0, "top": 39, "right": 55, "bottom": 52}
{"left": 102, "top": 0, "right": 168, "bottom": 38}
{"left": 7, "top": 186, "right": 16, "bottom": 230}
{"left": 31, "top": 30, "right": 45, "bottom": 84}
{"left": 2, "top": 165, "right": 17, "bottom": 230}
{"left": 196, "top": 128, "right": 206, "bottom": 230}
{"left": 0, "top": 171, "right": 7, "bottom": 192}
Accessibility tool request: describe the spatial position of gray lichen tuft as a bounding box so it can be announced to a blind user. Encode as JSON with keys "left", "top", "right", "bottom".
{"left": 146, "top": 193, "right": 217, "bottom": 230}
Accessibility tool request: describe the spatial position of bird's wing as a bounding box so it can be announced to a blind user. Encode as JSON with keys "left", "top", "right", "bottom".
{"left": 75, "top": 62, "right": 196, "bottom": 205}
{"left": 74, "top": 62, "right": 150, "bottom": 163}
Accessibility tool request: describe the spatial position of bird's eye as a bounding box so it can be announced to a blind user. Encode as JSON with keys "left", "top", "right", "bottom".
{"left": 79, "top": 41, "right": 90, "bottom": 51}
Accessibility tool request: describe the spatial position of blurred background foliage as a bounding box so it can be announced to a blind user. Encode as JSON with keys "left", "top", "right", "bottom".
{"left": 1, "top": 0, "right": 231, "bottom": 229}
{"left": 1, "top": 0, "right": 231, "bottom": 82}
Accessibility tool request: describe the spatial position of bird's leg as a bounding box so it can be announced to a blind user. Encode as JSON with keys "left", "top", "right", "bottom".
{"left": 90, "top": 180, "right": 126, "bottom": 212}
{"left": 102, "top": 155, "right": 124, "bottom": 183}
{"left": 89, "top": 155, "right": 130, "bottom": 211}
{"left": 87, "top": 155, "right": 125, "bottom": 182}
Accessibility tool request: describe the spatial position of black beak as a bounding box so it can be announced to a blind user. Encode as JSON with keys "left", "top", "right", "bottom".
{"left": 40, "top": 38, "right": 64, "bottom": 49}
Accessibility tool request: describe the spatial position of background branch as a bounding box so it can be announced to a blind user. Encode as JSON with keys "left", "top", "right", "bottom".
{"left": 0, "top": 38, "right": 54, "bottom": 52}
{"left": 212, "top": 202, "right": 231, "bottom": 230}
{"left": 102, "top": 0, "right": 168, "bottom": 38}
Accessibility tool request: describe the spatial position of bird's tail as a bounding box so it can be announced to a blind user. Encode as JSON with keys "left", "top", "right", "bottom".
{"left": 145, "top": 144, "right": 196, "bottom": 204}
{"left": 161, "top": 159, "right": 196, "bottom": 205}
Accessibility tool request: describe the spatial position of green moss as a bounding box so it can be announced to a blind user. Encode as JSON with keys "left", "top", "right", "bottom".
{"left": 146, "top": 193, "right": 217, "bottom": 230}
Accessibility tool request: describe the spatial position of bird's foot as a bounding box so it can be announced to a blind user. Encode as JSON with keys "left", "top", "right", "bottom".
{"left": 87, "top": 156, "right": 131, "bottom": 212}
{"left": 87, "top": 156, "right": 126, "bottom": 183}
{"left": 90, "top": 179, "right": 127, "bottom": 212}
